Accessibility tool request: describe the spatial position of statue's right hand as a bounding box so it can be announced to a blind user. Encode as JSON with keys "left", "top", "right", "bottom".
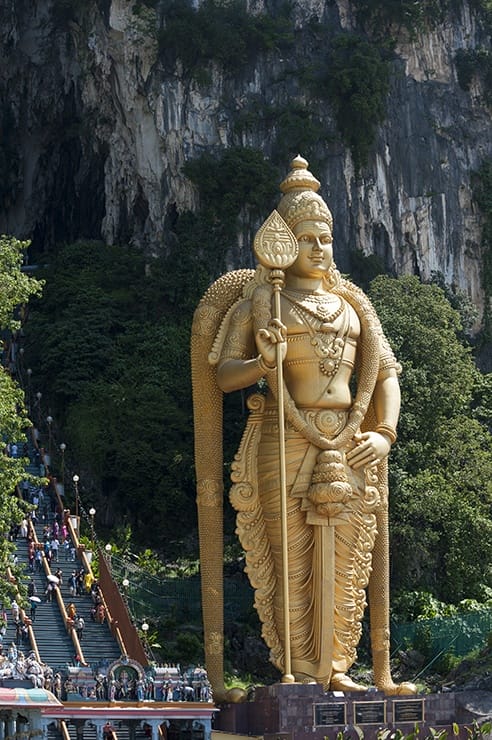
{"left": 256, "top": 319, "right": 287, "bottom": 368}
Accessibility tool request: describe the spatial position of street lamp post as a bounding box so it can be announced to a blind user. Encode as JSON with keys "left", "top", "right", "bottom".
{"left": 141, "top": 622, "right": 149, "bottom": 655}
{"left": 46, "top": 416, "right": 53, "bottom": 457}
{"left": 105, "top": 543, "right": 112, "bottom": 570}
{"left": 35, "top": 391, "right": 42, "bottom": 428}
{"left": 26, "top": 369, "right": 32, "bottom": 414}
{"left": 60, "top": 443, "right": 66, "bottom": 488}
{"left": 122, "top": 578, "right": 130, "bottom": 608}
{"left": 72, "top": 474, "right": 79, "bottom": 518}
{"left": 89, "top": 507, "right": 96, "bottom": 549}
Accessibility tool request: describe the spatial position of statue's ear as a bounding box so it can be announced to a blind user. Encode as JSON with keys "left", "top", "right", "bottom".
{"left": 253, "top": 210, "right": 298, "bottom": 270}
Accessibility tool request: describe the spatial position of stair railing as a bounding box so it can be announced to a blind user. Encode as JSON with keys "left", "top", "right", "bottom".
{"left": 6, "top": 563, "right": 42, "bottom": 664}
{"left": 35, "top": 428, "right": 147, "bottom": 667}
{"left": 11, "top": 462, "right": 43, "bottom": 665}
{"left": 28, "top": 519, "right": 87, "bottom": 666}
{"left": 59, "top": 720, "right": 71, "bottom": 740}
{"left": 63, "top": 509, "right": 130, "bottom": 660}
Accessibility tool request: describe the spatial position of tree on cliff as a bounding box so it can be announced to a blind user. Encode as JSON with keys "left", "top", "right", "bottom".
{"left": 0, "top": 235, "right": 43, "bottom": 606}
{"left": 369, "top": 275, "right": 492, "bottom": 603}
{"left": 24, "top": 245, "right": 492, "bottom": 608}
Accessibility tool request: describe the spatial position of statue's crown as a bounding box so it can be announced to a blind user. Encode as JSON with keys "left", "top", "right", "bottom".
{"left": 277, "top": 155, "right": 333, "bottom": 232}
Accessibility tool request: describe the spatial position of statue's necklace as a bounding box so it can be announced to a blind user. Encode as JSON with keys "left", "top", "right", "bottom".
{"left": 283, "top": 292, "right": 349, "bottom": 378}
{"left": 283, "top": 290, "right": 345, "bottom": 332}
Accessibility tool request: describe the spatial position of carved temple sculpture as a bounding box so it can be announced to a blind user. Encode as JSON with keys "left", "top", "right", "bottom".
{"left": 191, "top": 155, "right": 417, "bottom": 703}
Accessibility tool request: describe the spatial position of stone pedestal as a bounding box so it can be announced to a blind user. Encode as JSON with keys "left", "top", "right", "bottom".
{"left": 214, "top": 682, "right": 470, "bottom": 739}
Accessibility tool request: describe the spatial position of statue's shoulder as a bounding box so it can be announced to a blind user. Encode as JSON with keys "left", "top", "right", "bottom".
{"left": 192, "top": 269, "right": 255, "bottom": 341}
{"left": 338, "top": 277, "right": 381, "bottom": 325}
{"left": 338, "top": 278, "right": 400, "bottom": 371}
{"left": 197, "top": 269, "right": 256, "bottom": 311}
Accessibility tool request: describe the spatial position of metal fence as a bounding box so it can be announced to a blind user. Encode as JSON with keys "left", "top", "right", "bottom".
{"left": 392, "top": 609, "right": 492, "bottom": 659}
{"left": 110, "top": 553, "right": 492, "bottom": 665}
{"left": 110, "top": 554, "right": 254, "bottom": 624}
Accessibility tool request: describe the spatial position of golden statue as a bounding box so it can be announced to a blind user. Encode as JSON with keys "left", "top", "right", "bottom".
{"left": 191, "top": 156, "right": 416, "bottom": 702}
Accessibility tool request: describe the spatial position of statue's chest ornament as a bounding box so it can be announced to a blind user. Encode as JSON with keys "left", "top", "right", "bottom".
{"left": 283, "top": 291, "right": 350, "bottom": 378}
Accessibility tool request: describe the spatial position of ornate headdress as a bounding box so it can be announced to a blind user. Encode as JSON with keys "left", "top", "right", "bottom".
{"left": 277, "top": 155, "right": 333, "bottom": 233}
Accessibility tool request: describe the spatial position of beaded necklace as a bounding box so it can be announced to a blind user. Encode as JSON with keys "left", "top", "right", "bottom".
{"left": 283, "top": 290, "right": 345, "bottom": 333}
{"left": 283, "top": 292, "right": 349, "bottom": 378}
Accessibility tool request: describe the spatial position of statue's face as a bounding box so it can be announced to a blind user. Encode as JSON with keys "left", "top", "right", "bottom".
{"left": 289, "top": 220, "right": 333, "bottom": 279}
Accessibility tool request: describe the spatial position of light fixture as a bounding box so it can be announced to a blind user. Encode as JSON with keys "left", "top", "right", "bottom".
{"left": 72, "top": 475, "right": 80, "bottom": 518}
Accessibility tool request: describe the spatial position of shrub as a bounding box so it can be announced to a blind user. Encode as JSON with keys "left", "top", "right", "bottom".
{"left": 317, "top": 34, "right": 391, "bottom": 170}
{"left": 158, "top": 0, "right": 293, "bottom": 78}
{"left": 455, "top": 48, "right": 492, "bottom": 106}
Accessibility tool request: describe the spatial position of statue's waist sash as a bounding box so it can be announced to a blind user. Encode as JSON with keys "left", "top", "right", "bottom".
{"left": 262, "top": 406, "right": 349, "bottom": 438}
{"left": 258, "top": 406, "right": 380, "bottom": 526}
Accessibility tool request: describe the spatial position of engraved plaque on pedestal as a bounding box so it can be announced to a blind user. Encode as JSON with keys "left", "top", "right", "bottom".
{"left": 314, "top": 702, "right": 347, "bottom": 726}
{"left": 354, "top": 700, "right": 386, "bottom": 725}
{"left": 394, "top": 699, "right": 425, "bottom": 723}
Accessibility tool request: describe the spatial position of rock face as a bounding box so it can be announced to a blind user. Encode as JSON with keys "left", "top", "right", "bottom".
{"left": 0, "top": 0, "right": 490, "bottom": 328}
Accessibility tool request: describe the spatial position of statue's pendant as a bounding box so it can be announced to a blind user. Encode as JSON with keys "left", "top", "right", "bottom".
{"left": 311, "top": 335, "right": 346, "bottom": 377}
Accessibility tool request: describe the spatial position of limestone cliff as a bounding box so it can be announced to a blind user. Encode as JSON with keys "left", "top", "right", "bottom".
{"left": 0, "top": 0, "right": 490, "bottom": 330}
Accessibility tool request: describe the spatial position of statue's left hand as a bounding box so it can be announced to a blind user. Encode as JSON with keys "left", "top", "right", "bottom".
{"left": 346, "top": 431, "right": 390, "bottom": 470}
{"left": 255, "top": 318, "right": 287, "bottom": 368}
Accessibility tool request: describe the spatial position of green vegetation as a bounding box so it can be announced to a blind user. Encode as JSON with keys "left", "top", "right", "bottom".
{"left": 472, "top": 160, "right": 492, "bottom": 338}
{"left": 369, "top": 275, "right": 492, "bottom": 604}
{"left": 25, "top": 242, "right": 197, "bottom": 547}
{"left": 24, "top": 234, "right": 492, "bottom": 616}
{"left": 51, "top": 0, "right": 92, "bottom": 24}
{"left": 175, "top": 147, "right": 279, "bottom": 292}
{"left": 349, "top": 249, "right": 387, "bottom": 290}
{"left": 157, "top": 0, "right": 293, "bottom": 79}
{"left": 315, "top": 34, "right": 391, "bottom": 171}
{"left": 354, "top": 0, "right": 447, "bottom": 39}
{"left": 0, "top": 236, "right": 43, "bottom": 607}
{"left": 182, "top": 147, "right": 278, "bottom": 230}
{"left": 455, "top": 48, "right": 492, "bottom": 106}
{"left": 0, "top": 107, "right": 21, "bottom": 210}
{"left": 234, "top": 103, "right": 332, "bottom": 172}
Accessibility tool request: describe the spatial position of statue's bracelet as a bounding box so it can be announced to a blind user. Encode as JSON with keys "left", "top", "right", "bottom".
{"left": 256, "top": 354, "right": 276, "bottom": 373}
{"left": 375, "top": 424, "right": 397, "bottom": 445}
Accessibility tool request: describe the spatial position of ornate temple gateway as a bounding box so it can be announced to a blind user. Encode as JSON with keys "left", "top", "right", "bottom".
{"left": 1, "top": 478, "right": 216, "bottom": 740}
{"left": 0, "top": 681, "right": 216, "bottom": 740}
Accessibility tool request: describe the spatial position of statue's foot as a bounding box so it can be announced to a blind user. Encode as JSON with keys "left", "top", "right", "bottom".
{"left": 213, "top": 686, "right": 248, "bottom": 703}
{"left": 330, "top": 673, "right": 367, "bottom": 692}
{"left": 378, "top": 681, "right": 418, "bottom": 696}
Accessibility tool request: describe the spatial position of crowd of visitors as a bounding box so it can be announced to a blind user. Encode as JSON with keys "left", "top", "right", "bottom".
{"left": 2, "top": 431, "right": 213, "bottom": 705}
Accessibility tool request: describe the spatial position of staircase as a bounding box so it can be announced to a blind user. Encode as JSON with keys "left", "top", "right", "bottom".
{"left": 44, "top": 539, "right": 121, "bottom": 671}
{"left": 61, "top": 722, "right": 149, "bottom": 740}
{"left": 20, "top": 517, "right": 122, "bottom": 674}
{"left": 15, "top": 531, "right": 75, "bottom": 673}
{"left": 12, "top": 437, "right": 122, "bottom": 675}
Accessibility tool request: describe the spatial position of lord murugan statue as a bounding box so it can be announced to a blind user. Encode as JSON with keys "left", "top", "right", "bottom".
{"left": 191, "top": 156, "right": 416, "bottom": 702}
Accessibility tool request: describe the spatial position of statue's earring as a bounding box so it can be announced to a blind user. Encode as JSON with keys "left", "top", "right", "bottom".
{"left": 324, "top": 261, "right": 341, "bottom": 290}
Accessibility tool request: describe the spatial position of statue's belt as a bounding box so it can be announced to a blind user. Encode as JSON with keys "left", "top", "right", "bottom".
{"left": 263, "top": 406, "right": 349, "bottom": 438}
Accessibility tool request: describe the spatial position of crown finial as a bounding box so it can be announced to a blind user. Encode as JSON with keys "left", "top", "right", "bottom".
{"left": 279, "top": 155, "right": 321, "bottom": 195}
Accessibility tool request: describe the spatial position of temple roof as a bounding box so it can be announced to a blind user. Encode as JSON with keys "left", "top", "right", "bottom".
{"left": 0, "top": 688, "right": 62, "bottom": 707}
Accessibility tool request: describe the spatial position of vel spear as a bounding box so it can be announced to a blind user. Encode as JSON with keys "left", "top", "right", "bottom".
{"left": 253, "top": 209, "right": 298, "bottom": 684}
